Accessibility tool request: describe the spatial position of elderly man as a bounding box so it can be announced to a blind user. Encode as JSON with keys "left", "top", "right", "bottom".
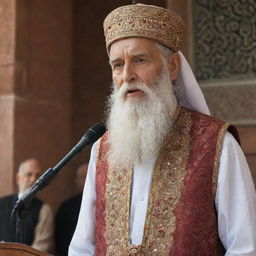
{"left": 0, "top": 159, "right": 54, "bottom": 252}
{"left": 69, "top": 4, "right": 256, "bottom": 256}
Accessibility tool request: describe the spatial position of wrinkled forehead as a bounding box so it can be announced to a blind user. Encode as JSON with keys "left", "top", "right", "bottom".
{"left": 109, "top": 37, "right": 161, "bottom": 59}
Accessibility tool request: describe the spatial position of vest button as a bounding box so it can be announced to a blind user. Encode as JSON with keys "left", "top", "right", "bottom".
{"left": 129, "top": 247, "right": 139, "bottom": 255}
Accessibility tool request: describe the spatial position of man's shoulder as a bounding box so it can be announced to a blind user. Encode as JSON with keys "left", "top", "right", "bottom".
{"left": 181, "top": 106, "right": 240, "bottom": 144}
{"left": 33, "top": 197, "right": 43, "bottom": 203}
{"left": 0, "top": 194, "right": 43, "bottom": 205}
{"left": 0, "top": 194, "right": 17, "bottom": 203}
{"left": 63, "top": 193, "right": 82, "bottom": 205}
{"left": 0, "top": 194, "right": 17, "bottom": 212}
{"left": 31, "top": 197, "right": 44, "bottom": 209}
{"left": 182, "top": 106, "right": 224, "bottom": 124}
{"left": 58, "top": 193, "right": 82, "bottom": 212}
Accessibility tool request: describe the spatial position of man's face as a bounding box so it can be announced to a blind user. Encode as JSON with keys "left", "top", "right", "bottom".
{"left": 16, "top": 160, "right": 41, "bottom": 193}
{"left": 109, "top": 38, "right": 164, "bottom": 101}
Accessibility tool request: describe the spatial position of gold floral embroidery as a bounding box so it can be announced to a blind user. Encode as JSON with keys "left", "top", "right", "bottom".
{"left": 141, "top": 108, "right": 192, "bottom": 255}
{"left": 102, "top": 106, "right": 184, "bottom": 255}
{"left": 105, "top": 166, "right": 132, "bottom": 255}
{"left": 101, "top": 106, "right": 227, "bottom": 255}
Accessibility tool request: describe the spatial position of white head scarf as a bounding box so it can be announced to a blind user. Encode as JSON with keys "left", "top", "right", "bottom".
{"left": 176, "top": 51, "right": 210, "bottom": 115}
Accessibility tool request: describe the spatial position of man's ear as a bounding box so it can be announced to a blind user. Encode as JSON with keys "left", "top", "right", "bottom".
{"left": 168, "top": 52, "right": 180, "bottom": 81}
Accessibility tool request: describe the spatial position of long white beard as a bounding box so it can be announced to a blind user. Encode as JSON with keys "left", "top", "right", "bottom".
{"left": 106, "top": 67, "right": 177, "bottom": 169}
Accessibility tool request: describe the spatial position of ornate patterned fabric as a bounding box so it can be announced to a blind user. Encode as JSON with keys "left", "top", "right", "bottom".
{"left": 103, "top": 4, "right": 184, "bottom": 52}
{"left": 95, "top": 107, "right": 232, "bottom": 255}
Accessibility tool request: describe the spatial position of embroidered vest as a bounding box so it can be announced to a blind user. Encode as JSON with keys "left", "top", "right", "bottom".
{"left": 95, "top": 107, "right": 237, "bottom": 256}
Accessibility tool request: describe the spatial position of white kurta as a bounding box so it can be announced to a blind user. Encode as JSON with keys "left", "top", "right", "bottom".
{"left": 69, "top": 132, "right": 256, "bottom": 256}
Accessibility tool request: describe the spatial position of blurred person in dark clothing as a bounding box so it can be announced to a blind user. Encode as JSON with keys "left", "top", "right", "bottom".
{"left": 55, "top": 163, "right": 88, "bottom": 256}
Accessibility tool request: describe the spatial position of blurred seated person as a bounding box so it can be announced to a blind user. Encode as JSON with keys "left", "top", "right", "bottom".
{"left": 55, "top": 163, "right": 88, "bottom": 256}
{"left": 0, "top": 158, "right": 54, "bottom": 252}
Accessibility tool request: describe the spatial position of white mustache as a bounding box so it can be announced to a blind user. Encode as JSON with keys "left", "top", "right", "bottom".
{"left": 116, "top": 82, "right": 147, "bottom": 98}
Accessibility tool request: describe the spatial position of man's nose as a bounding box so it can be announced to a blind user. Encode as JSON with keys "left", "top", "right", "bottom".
{"left": 123, "top": 63, "right": 136, "bottom": 84}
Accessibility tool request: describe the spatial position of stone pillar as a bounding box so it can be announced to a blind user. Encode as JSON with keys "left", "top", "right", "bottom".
{"left": 0, "top": 0, "right": 16, "bottom": 195}
{"left": 0, "top": 0, "right": 74, "bottom": 210}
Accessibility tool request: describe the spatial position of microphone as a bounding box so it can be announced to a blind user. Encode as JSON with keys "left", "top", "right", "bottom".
{"left": 14, "top": 122, "right": 106, "bottom": 210}
{"left": 12, "top": 122, "right": 106, "bottom": 243}
{"left": 70, "top": 122, "right": 107, "bottom": 154}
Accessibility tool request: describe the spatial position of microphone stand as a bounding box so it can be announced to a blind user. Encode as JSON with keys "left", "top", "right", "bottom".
{"left": 11, "top": 122, "right": 106, "bottom": 244}
{"left": 12, "top": 163, "right": 80, "bottom": 244}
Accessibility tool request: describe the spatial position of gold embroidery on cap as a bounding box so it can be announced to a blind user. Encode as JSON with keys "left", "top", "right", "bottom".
{"left": 104, "top": 4, "right": 185, "bottom": 51}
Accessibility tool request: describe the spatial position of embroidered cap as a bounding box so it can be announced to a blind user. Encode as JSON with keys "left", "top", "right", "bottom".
{"left": 103, "top": 4, "right": 185, "bottom": 52}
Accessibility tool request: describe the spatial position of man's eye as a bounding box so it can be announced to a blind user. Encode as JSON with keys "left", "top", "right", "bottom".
{"left": 135, "top": 58, "right": 146, "bottom": 63}
{"left": 113, "top": 63, "right": 123, "bottom": 69}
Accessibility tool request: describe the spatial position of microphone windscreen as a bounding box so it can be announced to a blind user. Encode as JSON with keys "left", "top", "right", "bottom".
{"left": 84, "top": 122, "right": 106, "bottom": 144}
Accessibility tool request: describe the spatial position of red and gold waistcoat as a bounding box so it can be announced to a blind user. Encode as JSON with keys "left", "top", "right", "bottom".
{"left": 95, "top": 106, "right": 238, "bottom": 256}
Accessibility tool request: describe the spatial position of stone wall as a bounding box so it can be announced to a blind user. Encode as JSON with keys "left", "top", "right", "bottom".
{"left": 0, "top": 0, "right": 255, "bottom": 212}
{"left": 0, "top": 0, "right": 74, "bottom": 211}
{"left": 0, "top": 0, "right": 17, "bottom": 195}
{"left": 170, "top": 0, "right": 256, "bottom": 185}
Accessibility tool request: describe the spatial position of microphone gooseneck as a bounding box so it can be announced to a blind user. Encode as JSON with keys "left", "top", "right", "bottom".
{"left": 12, "top": 122, "right": 106, "bottom": 239}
